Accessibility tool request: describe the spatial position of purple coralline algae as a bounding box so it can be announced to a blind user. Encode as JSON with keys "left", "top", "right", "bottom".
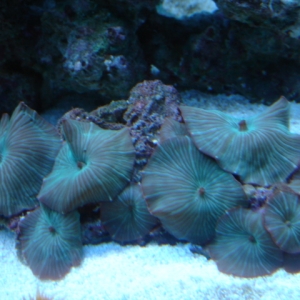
{"left": 124, "top": 80, "right": 182, "bottom": 179}
{"left": 59, "top": 80, "right": 182, "bottom": 181}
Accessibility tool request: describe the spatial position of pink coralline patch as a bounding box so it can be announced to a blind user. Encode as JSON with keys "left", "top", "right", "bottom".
{"left": 124, "top": 80, "right": 182, "bottom": 181}
{"left": 125, "top": 80, "right": 182, "bottom": 123}
{"left": 57, "top": 80, "right": 183, "bottom": 182}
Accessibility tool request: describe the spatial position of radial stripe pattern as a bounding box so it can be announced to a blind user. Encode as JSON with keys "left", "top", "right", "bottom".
{"left": 0, "top": 102, "right": 61, "bottom": 217}
{"left": 142, "top": 136, "right": 247, "bottom": 245}
{"left": 180, "top": 97, "right": 300, "bottom": 186}
{"left": 264, "top": 191, "right": 300, "bottom": 253}
{"left": 38, "top": 119, "right": 135, "bottom": 213}
{"left": 19, "top": 204, "right": 82, "bottom": 280}
{"left": 101, "top": 184, "right": 157, "bottom": 243}
{"left": 209, "top": 208, "right": 283, "bottom": 277}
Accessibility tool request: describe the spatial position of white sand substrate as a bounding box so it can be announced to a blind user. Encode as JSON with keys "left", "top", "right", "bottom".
{"left": 1, "top": 229, "right": 300, "bottom": 300}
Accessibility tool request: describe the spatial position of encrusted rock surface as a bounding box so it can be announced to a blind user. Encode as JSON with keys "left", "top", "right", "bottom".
{"left": 1, "top": 0, "right": 300, "bottom": 114}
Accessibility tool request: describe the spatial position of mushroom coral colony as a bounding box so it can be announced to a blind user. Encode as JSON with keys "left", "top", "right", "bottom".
{"left": 1, "top": 95, "right": 300, "bottom": 280}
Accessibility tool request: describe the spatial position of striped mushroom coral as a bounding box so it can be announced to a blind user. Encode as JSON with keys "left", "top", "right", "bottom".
{"left": 0, "top": 102, "right": 61, "bottom": 217}
{"left": 38, "top": 119, "right": 135, "bottom": 213}
{"left": 142, "top": 136, "right": 247, "bottom": 245}
{"left": 19, "top": 204, "right": 82, "bottom": 280}
{"left": 208, "top": 208, "right": 283, "bottom": 277}
{"left": 180, "top": 97, "right": 300, "bottom": 186}
{"left": 101, "top": 184, "right": 157, "bottom": 243}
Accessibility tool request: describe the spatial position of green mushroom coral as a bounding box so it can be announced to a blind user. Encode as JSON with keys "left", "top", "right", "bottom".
{"left": 264, "top": 190, "right": 300, "bottom": 254}
{"left": 38, "top": 119, "right": 135, "bottom": 213}
{"left": 209, "top": 208, "right": 283, "bottom": 278}
{"left": 0, "top": 102, "right": 61, "bottom": 217}
{"left": 180, "top": 97, "right": 300, "bottom": 186}
{"left": 19, "top": 204, "right": 82, "bottom": 280}
{"left": 101, "top": 184, "right": 157, "bottom": 243}
{"left": 142, "top": 136, "right": 247, "bottom": 245}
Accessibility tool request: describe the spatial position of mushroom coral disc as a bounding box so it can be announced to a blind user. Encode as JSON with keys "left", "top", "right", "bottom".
{"left": 180, "top": 97, "right": 300, "bottom": 186}
{"left": 264, "top": 191, "right": 300, "bottom": 254}
{"left": 38, "top": 119, "right": 135, "bottom": 213}
{"left": 0, "top": 102, "right": 61, "bottom": 217}
{"left": 142, "top": 136, "right": 247, "bottom": 245}
{"left": 19, "top": 204, "right": 82, "bottom": 280}
{"left": 209, "top": 208, "right": 283, "bottom": 278}
{"left": 101, "top": 184, "right": 157, "bottom": 243}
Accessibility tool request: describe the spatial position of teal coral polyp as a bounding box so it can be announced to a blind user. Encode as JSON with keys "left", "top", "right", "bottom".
{"left": 0, "top": 102, "right": 61, "bottom": 217}
{"left": 38, "top": 119, "right": 135, "bottom": 213}
{"left": 180, "top": 97, "right": 300, "bottom": 186}
{"left": 264, "top": 191, "right": 300, "bottom": 254}
{"left": 142, "top": 136, "right": 248, "bottom": 245}
{"left": 209, "top": 208, "right": 283, "bottom": 278}
{"left": 19, "top": 204, "right": 82, "bottom": 280}
{"left": 101, "top": 184, "right": 157, "bottom": 243}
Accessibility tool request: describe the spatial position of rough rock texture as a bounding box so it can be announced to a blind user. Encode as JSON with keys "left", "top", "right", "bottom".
{"left": 214, "top": 0, "right": 300, "bottom": 29}
{"left": 0, "top": 0, "right": 153, "bottom": 114}
{"left": 124, "top": 80, "right": 182, "bottom": 181}
{"left": 140, "top": 11, "right": 300, "bottom": 103}
{"left": 2, "top": 0, "right": 300, "bottom": 114}
{"left": 38, "top": 6, "right": 147, "bottom": 107}
{"left": 58, "top": 80, "right": 182, "bottom": 182}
